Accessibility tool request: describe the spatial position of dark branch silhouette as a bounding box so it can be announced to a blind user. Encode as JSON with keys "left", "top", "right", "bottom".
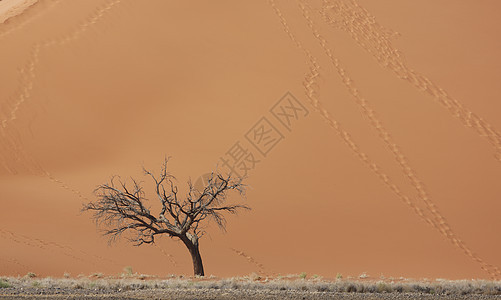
{"left": 83, "top": 158, "right": 249, "bottom": 276}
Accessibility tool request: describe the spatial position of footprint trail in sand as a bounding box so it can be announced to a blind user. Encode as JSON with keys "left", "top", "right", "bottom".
{"left": 321, "top": 0, "right": 501, "bottom": 163}
{"left": 268, "top": 0, "right": 500, "bottom": 279}
{"left": 300, "top": 0, "right": 501, "bottom": 279}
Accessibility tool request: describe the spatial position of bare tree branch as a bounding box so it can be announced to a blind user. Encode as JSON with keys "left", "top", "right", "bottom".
{"left": 82, "top": 158, "right": 249, "bottom": 276}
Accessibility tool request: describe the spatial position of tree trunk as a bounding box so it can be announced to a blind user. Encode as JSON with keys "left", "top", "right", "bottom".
{"left": 180, "top": 235, "right": 204, "bottom": 276}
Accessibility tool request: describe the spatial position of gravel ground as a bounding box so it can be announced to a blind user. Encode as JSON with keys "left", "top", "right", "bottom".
{"left": 1, "top": 288, "right": 501, "bottom": 300}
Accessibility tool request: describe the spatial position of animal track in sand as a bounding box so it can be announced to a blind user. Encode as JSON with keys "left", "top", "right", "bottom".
{"left": 1, "top": 0, "right": 123, "bottom": 132}
{"left": 153, "top": 243, "right": 179, "bottom": 268}
{"left": 321, "top": 0, "right": 501, "bottom": 162}
{"left": 0, "top": 0, "right": 128, "bottom": 271}
{"left": 230, "top": 247, "right": 272, "bottom": 277}
{"left": 0, "top": 257, "right": 30, "bottom": 271}
{"left": 299, "top": 0, "right": 501, "bottom": 279}
{"left": 0, "top": 228, "right": 121, "bottom": 267}
{"left": 0, "top": 0, "right": 122, "bottom": 197}
{"left": 268, "top": 0, "right": 500, "bottom": 279}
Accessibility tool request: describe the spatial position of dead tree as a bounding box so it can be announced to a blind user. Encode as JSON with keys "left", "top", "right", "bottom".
{"left": 83, "top": 158, "right": 248, "bottom": 276}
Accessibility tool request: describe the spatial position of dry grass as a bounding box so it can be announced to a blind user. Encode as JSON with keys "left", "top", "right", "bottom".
{"left": 0, "top": 274, "right": 500, "bottom": 296}
{"left": 0, "top": 279, "right": 11, "bottom": 288}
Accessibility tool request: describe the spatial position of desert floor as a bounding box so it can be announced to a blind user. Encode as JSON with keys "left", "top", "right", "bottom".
{"left": 1, "top": 290, "right": 500, "bottom": 300}
{"left": 1, "top": 276, "right": 500, "bottom": 300}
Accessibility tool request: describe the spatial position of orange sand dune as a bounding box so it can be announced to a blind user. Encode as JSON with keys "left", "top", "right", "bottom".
{"left": 1, "top": 0, "right": 500, "bottom": 280}
{"left": 0, "top": 0, "right": 38, "bottom": 23}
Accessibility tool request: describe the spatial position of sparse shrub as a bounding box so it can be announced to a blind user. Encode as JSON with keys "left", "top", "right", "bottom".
{"left": 207, "top": 282, "right": 220, "bottom": 289}
{"left": 346, "top": 283, "right": 357, "bottom": 293}
{"left": 26, "top": 272, "right": 37, "bottom": 279}
{"left": 0, "top": 279, "right": 11, "bottom": 288}
{"left": 402, "top": 283, "right": 414, "bottom": 293}
{"left": 316, "top": 283, "right": 329, "bottom": 292}
{"left": 393, "top": 284, "right": 404, "bottom": 293}
{"left": 359, "top": 272, "right": 368, "bottom": 279}
{"left": 90, "top": 273, "right": 103, "bottom": 279}
{"left": 73, "top": 282, "right": 84, "bottom": 289}
{"left": 376, "top": 281, "right": 392, "bottom": 293}
{"left": 481, "top": 282, "right": 501, "bottom": 295}
{"left": 336, "top": 273, "right": 343, "bottom": 280}
{"left": 299, "top": 272, "right": 307, "bottom": 280}
{"left": 414, "top": 284, "right": 432, "bottom": 294}
{"left": 249, "top": 272, "right": 261, "bottom": 281}
{"left": 355, "top": 283, "right": 366, "bottom": 293}
{"left": 123, "top": 266, "right": 133, "bottom": 276}
{"left": 364, "top": 283, "right": 376, "bottom": 293}
{"left": 63, "top": 272, "right": 71, "bottom": 279}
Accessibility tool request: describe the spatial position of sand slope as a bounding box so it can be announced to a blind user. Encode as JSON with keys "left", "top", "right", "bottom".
{"left": 0, "top": 0, "right": 500, "bottom": 279}
{"left": 0, "top": 0, "right": 38, "bottom": 24}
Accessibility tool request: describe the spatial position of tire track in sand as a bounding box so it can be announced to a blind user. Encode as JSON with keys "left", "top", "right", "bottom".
{"left": 320, "top": 0, "right": 501, "bottom": 162}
